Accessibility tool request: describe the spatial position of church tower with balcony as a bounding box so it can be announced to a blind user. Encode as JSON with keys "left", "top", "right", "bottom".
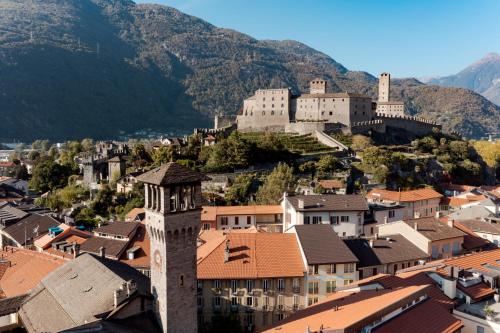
{"left": 138, "top": 162, "right": 209, "bottom": 333}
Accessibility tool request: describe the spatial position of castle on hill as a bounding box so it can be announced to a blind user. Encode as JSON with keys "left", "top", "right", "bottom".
{"left": 234, "top": 73, "right": 440, "bottom": 138}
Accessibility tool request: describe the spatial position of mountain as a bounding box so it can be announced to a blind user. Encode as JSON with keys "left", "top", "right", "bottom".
{"left": 425, "top": 53, "right": 500, "bottom": 106}
{"left": 0, "top": 0, "right": 498, "bottom": 141}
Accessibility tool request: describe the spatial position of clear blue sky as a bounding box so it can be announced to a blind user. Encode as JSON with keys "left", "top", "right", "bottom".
{"left": 135, "top": 0, "right": 500, "bottom": 78}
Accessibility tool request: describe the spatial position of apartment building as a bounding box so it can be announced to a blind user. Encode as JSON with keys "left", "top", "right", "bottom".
{"left": 377, "top": 217, "right": 465, "bottom": 259}
{"left": 345, "top": 234, "right": 429, "bottom": 279}
{"left": 363, "top": 202, "right": 406, "bottom": 236}
{"left": 201, "top": 205, "right": 283, "bottom": 232}
{"left": 197, "top": 231, "right": 306, "bottom": 332}
{"left": 291, "top": 225, "right": 359, "bottom": 305}
{"left": 366, "top": 188, "right": 443, "bottom": 219}
{"left": 282, "top": 194, "right": 368, "bottom": 237}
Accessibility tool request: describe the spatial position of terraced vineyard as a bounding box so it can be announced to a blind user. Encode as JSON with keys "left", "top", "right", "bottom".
{"left": 241, "top": 132, "right": 337, "bottom": 155}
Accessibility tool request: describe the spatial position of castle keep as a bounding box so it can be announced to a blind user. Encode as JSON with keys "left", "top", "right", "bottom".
{"left": 235, "top": 73, "right": 439, "bottom": 137}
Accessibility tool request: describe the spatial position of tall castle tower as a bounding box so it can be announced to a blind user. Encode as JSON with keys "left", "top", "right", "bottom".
{"left": 138, "top": 163, "right": 209, "bottom": 333}
{"left": 378, "top": 72, "right": 390, "bottom": 102}
{"left": 310, "top": 78, "right": 327, "bottom": 94}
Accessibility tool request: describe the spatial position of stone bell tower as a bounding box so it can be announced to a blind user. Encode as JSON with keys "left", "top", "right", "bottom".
{"left": 378, "top": 72, "right": 390, "bottom": 102}
{"left": 137, "top": 162, "right": 209, "bottom": 333}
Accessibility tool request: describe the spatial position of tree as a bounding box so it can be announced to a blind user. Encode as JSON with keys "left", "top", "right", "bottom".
{"left": 316, "top": 155, "right": 339, "bottom": 174}
{"left": 225, "top": 173, "right": 256, "bottom": 204}
{"left": 351, "top": 135, "right": 373, "bottom": 151}
{"left": 29, "top": 159, "right": 73, "bottom": 193}
{"left": 81, "top": 138, "right": 94, "bottom": 153}
{"left": 131, "top": 143, "right": 151, "bottom": 168}
{"left": 14, "top": 164, "right": 29, "bottom": 180}
{"left": 151, "top": 146, "right": 172, "bottom": 166}
{"left": 256, "top": 163, "right": 294, "bottom": 204}
{"left": 91, "top": 184, "right": 115, "bottom": 216}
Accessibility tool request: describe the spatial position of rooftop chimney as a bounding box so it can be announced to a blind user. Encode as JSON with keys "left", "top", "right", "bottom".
{"left": 374, "top": 233, "right": 379, "bottom": 240}
{"left": 298, "top": 199, "right": 304, "bottom": 209}
{"left": 414, "top": 222, "right": 418, "bottom": 231}
{"left": 72, "top": 242, "right": 80, "bottom": 259}
{"left": 99, "top": 246, "right": 106, "bottom": 258}
{"left": 384, "top": 216, "right": 388, "bottom": 224}
{"left": 447, "top": 219, "right": 455, "bottom": 228}
{"left": 224, "top": 240, "right": 230, "bottom": 263}
{"left": 369, "top": 239, "right": 374, "bottom": 248}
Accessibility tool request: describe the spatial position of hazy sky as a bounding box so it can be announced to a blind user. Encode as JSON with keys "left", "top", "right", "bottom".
{"left": 134, "top": 0, "right": 500, "bottom": 78}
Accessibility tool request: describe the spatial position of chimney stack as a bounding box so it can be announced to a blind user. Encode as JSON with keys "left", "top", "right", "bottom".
{"left": 298, "top": 199, "right": 304, "bottom": 210}
{"left": 447, "top": 219, "right": 455, "bottom": 228}
{"left": 384, "top": 216, "right": 388, "bottom": 224}
{"left": 224, "top": 240, "right": 230, "bottom": 263}
{"left": 414, "top": 222, "right": 418, "bottom": 231}
{"left": 72, "top": 242, "right": 80, "bottom": 259}
{"left": 99, "top": 246, "right": 106, "bottom": 258}
{"left": 374, "top": 233, "right": 379, "bottom": 240}
{"left": 369, "top": 239, "right": 374, "bottom": 248}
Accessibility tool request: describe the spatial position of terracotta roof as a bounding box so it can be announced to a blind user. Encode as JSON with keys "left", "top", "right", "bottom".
{"left": 447, "top": 195, "right": 486, "bottom": 208}
{"left": 201, "top": 205, "right": 282, "bottom": 222}
{"left": 93, "top": 221, "right": 139, "bottom": 238}
{"left": 373, "top": 299, "right": 463, "bottom": 333}
{"left": 294, "top": 225, "right": 358, "bottom": 264}
{"left": 125, "top": 208, "right": 145, "bottom": 222}
{"left": 0, "top": 247, "right": 67, "bottom": 297}
{"left": 367, "top": 188, "right": 442, "bottom": 203}
{"left": 34, "top": 225, "right": 92, "bottom": 250}
{"left": 440, "top": 183, "right": 476, "bottom": 193}
{"left": 404, "top": 217, "right": 465, "bottom": 241}
{"left": 443, "top": 249, "right": 500, "bottom": 273}
{"left": 287, "top": 194, "right": 368, "bottom": 212}
{"left": 318, "top": 179, "right": 345, "bottom": 189}
{"left": 345, "top": 234, "right": 428, "bottom": 268}
{"left": 120, "top": 224, "right": 150, "bottom": 269}
{"left": 136, "top": 162, "right": 210, "bottom": 185}
{"left": 197, "top": 232, "right": 305, "bottom": 279}
{"left": 456, "top": 281, "right": 495, "bottom": 302}
{"left": 263, "top": 285, "right": 433, "bottom": 333}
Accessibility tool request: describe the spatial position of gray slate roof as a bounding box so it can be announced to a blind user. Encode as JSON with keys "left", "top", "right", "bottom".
{"left": 3, "top": 214, "right": 59, "bottom": 245}
{"left": 458, "top": 219, "right": 500, "bottom": 235}
{"left": 94, "top": 222, "right": 139, "bottom": 238}
{"left": 344, "top": 234, "right": 428, "bottom": 268}
{"left": 0, "top": 205, "right": 28, "bottom": 226}
{"left": 287, "top": 194, "right": 368, "bottom": 212}
{"left": 80, "top": 237, "right": 130, "bottom": 259}
{"left": 19, "top": 253, "right": 150, "bottom": 333}
{"left": 294, "top": 224, "right": 358, "bottom": 265}
{"left": 137, "top": 162, "right": 210, "bottom": 185}
{"left": 0, "top": 294, "right": 28, "bottom": 316}
{"left": 404, "top": 217, "right": 466, "bottom": 241}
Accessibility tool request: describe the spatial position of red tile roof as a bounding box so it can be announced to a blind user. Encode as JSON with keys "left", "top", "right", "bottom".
{"left": 456, "top": 282, "right": 495, "bottom": 302}
{"left": 263, "top": 285, "right": 443, "bottom": 333}
{"left": 367, "top": 188, "right": 442, "bottom": 203}
{"left": 197, "top": 232, "right": 305, "bottom": 279}
{"left": 373, "top": 299, "right": 462, "bottom": 333}
{"left": 0, "top": 247, "right": 67, "bottom": 297}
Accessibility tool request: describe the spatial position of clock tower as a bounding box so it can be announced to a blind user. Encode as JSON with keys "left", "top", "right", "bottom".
{"left": 137, "top": 162, "right": 209, "bottom": 333}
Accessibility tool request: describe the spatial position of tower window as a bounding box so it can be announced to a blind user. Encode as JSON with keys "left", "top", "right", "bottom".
{"left": 180, "top": 275, "right": 185, "bottom": 287}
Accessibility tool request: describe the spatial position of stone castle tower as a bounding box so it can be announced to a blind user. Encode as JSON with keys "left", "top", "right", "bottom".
{"left": 378, "top": 72, "right": 390, "bottom": 102}
{"left": 138, "top": 163, "right": 209, "bottom": 333}
{"left": 310, "top": 78, "right": 327, "bottom": 94}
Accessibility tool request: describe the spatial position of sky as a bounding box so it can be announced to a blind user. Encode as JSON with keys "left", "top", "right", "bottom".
{"left": 134, "top": 0, "right": 500, "bottom": 78}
